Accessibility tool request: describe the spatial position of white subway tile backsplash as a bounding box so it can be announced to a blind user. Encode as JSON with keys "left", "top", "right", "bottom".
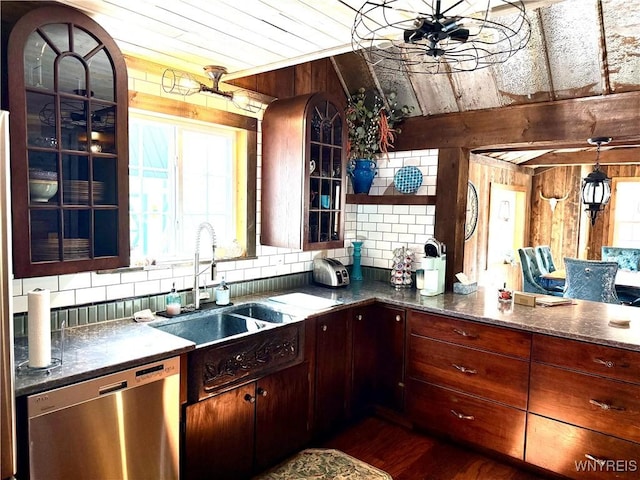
{"left": 92, "top": 271, "right": 123, "bottom": 286}
{"left": 121, "top": 270, "right": 148, "bottom": 284}
{"left": 133, "top": 280, "right": 161, "bottom": 297}
{"left": 107, "top": 282, "right": 135, "bottom": 301}
{"left": 12, "top": 141, "right": 439, "bottom": 316}
{"left": 59, "top": 273, "right": 92, "bottom": 291}
{"left": 23, "top": 276, "right": 58, "bottom": 293}
{"left": 391, "top": 224, "right": 408, "bottom": 234}
{"left": 76, "top": 286, "right": 107, "bottom": 305}
{"left": 51, "top": 290, "right": 76, "bottom": 309}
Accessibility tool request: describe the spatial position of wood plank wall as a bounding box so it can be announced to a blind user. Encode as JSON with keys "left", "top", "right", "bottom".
{"left": 467, "top": 154, "right": 532, "bottom": 291}
{"left": 227, "top": 58, "right": 345, "bottom": 101}
{"left": 530, "top": 166, "right": 582, "bottom": 267}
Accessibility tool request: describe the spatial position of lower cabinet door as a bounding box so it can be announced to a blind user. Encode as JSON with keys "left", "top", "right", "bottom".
{"left": 526, "top": 414, "right": 640, "bottom": 480}
{"left": 255, "top": 362, "right": 311, "bottom": 471}
{"left": 406, "top": 379, "right": 526, "bottom": 459}
{"left": 184, "top": 384, "right": 255, "bottom": 480}
{"left": 314, "top": 310, "right": 349, "bottom": 436}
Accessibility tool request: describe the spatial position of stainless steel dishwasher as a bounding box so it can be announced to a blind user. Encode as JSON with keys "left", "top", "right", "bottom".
{"left": 27, "top": 356, "right": 180, "bottom": 480}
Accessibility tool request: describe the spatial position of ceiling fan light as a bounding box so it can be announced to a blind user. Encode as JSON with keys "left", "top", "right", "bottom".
{"left": 352, "top": 0, "right": 530, "bottom": 74}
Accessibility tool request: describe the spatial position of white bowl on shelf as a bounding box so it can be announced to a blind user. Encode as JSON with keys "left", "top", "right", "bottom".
{"left": 29, "top": 179, "right": 58, "bottom": 202}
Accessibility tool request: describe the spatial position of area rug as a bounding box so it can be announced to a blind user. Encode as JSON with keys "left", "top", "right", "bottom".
{"left": 253, "top": 448, "right": 392, "bottom": 479}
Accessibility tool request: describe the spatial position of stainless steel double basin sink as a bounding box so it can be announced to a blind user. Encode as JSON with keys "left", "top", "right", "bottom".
{"left": 150, "top": 302, "right": 297, "bottom": 347}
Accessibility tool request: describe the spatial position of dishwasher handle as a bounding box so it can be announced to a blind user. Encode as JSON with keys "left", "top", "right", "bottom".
{"left": 99, "top": 381, "right": 128, "bottom": 395}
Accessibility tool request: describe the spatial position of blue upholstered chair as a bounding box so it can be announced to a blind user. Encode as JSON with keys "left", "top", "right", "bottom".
{"left": 535, "top": 246, "right": 556, "bottom": 274}
{"left": 601, "top": 246, "right": 640, "bottom": 271}
{"left": 563, "top": 258, "right": 620, "bottom": 304}
{"left": 517, "top": 247, "right": 563, "bottom": 296}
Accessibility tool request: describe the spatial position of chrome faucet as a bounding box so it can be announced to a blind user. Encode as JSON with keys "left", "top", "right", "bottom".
{"left": 193, "top": 222, "right": 217, "bottom": 310}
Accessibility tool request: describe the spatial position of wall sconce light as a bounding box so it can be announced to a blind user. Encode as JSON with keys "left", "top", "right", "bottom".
{"left": 581, "top": 136, "right": 612, "bottom": 226}
{"left": 162, "top": 65, "right": 263, "bottom": 113}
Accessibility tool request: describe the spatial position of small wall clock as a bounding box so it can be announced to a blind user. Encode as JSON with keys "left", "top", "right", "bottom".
{"left": 465, "top": 181, "right": 478, "bottom": 241}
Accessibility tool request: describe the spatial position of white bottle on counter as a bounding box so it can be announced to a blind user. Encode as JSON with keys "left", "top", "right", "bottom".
{"left": 215, "top": 276, "right": 230, "bottom": 306}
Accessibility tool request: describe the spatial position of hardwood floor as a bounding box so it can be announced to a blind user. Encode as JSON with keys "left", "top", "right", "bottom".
{"left": 319, "top": 416, "right": 554, "bottom": 480}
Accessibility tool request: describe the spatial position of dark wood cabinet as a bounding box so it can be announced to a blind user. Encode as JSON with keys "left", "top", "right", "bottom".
{"left": 184, "top": 362, "right": 310, "bottom": 480}
{"left": 526, "top": 334, "right": 640, "bottom": 479}
{"left": 406, "top": 310, "right": 531, "bottom": 459}
{"left": 254, "top": 362, "right": 311, "bottom": 471}
{"left": 352, "top": 304, "right": 406, "bottom": 413}
{"left": 526, "top": 413, "right": 640, "bottom": 480}
{"left": 5, "top": 5, "right": 129, "bottom": 277}
{"left": 313, "top": 309, "right": 350, "bottom": 437}
{"left": 184, "top": 383, "right": 254, "bottom": 480}
{"left": 261, "top": 92, "right": 346, "bottom": 250}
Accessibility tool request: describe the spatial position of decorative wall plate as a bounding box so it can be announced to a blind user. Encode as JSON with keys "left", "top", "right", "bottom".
{"left": 394, "top": 166, "right": 423, "bottom": 194}
{"left": 465, "top": 181, "right": 479, "bottom": 240}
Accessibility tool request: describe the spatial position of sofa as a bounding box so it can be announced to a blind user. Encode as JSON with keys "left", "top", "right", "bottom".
{"left": 601, "top": 246, "right": 640, "bottom": 271}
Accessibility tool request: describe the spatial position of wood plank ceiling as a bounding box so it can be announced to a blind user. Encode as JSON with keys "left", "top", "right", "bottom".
{"left": 46, "top": 0, "right": 640, "bottom": 168}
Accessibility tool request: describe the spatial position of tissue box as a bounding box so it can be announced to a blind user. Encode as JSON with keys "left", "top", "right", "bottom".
{"left": 453, "top": 282, "right": 477, "bottom": 294}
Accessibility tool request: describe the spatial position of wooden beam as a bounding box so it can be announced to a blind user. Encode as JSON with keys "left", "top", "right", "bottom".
{"left": 435, "top": 148, "right": 469, "bottom": 291}
{"left": 395, "top": 91, "right": 640, "bottom": 151}
{"left": 522, "top": 148, "right": 640, "bottom": 166}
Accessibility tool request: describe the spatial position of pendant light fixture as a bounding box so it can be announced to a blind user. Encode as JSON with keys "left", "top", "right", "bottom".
{"left": 162, "top": 65, "right": 263, "bottom": 113}
{"left": 581, "top": 137, "right": 612, "bottom": 226}
{"left": 351, "top": 0, "right": 531, "bottom": 74}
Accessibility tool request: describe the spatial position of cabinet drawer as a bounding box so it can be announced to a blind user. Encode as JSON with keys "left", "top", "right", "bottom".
{"left": 408, "top": 336, "right": 529, "bottom": 408}
{"left": 526, "top": 414, "right": 640, "bottom": 480}
{"left": 530, "top": 363, "right": 640, "bottom": 444}
{"left": 407, "top": 379, "right": 525, "bottom": 459}
{"left": 409, "top": 311, "right": 531, "bottom": 358}
{"left": 532, "top": 335, "right": 640, "bottom": 384}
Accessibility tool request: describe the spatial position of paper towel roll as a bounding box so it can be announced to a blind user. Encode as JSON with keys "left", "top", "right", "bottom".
{"left": 28, "top": 288, "right": 51, "bottom": 368}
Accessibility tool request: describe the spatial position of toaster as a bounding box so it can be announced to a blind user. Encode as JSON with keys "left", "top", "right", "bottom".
{"left": 313, "top": 257, "right": 350, "bottom": 287}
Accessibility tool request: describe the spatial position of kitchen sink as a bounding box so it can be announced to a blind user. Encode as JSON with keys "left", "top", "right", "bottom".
{"left": 151, "top": 312, "right": 272, "bottom": 346}
{"left": 225, "top": 302, "right": 295, "bottom": 324}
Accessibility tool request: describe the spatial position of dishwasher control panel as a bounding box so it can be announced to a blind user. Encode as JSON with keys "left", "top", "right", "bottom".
{"left": 27, "top": 356, "right": 180, "bottom": 418}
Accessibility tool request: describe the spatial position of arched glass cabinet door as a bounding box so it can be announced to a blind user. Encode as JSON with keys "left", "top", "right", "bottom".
{"left": 7, "top": 5, "right": 129, "bottom": 277}
{"left": 307, "top": 97, "right": 345, "bottom": 247}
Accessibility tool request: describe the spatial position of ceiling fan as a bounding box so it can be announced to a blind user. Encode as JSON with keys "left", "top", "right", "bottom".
{"left": 352, "top": 0, "right": 531, "bottom": 74}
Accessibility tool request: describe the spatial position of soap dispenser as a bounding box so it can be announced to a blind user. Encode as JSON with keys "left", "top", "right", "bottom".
{"left": 166, "top": 283, "right": 181, "bottom": 316}
{"left": 215, "top": 276, "right": 230, "bottom": 306}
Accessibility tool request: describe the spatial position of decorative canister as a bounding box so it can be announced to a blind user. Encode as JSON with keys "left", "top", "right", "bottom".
{"left": 347, "top": 158, "right": 377, "bottom": 194}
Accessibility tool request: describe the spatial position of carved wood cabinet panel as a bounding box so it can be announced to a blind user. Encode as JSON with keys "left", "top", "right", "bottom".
{"left": 187, "top": 323, "right": 303, "bottom": 403}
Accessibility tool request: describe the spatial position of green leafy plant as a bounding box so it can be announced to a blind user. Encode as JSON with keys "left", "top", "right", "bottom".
{"left": 345, "top": 88, "right": 412, "bottom": 161}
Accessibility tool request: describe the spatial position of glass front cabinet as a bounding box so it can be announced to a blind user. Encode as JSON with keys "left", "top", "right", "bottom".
{"left": 261, "top": 93, "right": 346, "bottom": 250}
{"left": 6, "top": 6, "right": 129, "bottom": 277}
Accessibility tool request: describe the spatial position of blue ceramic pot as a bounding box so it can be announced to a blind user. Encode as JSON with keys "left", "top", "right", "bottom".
{"left": 348, "top": 159, "right": 377, "bottom": 194}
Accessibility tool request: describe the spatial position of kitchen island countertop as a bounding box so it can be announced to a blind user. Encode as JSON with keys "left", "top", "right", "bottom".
{"left": 14, "top": 279, "right": 640, "bottom": 396}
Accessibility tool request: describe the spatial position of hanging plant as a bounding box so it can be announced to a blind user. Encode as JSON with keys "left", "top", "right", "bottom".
{"left": 345, "top": 88, "right": 412, "bottom": 160}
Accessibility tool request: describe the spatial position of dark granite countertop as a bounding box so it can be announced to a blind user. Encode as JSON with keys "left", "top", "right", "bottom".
{"left": 14, "top": 279, "right": 640, "bottom": 396}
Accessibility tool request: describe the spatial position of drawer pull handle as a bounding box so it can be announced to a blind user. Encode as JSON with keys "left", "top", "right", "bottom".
{"left": 257, "top": 387, "right": 268, "bottom": 397}
{"left": 451, "top": 409, "right": 475, "bottom": 421}
{"left": 322, "top": 325, "right": 328, "bottom": 332}
{"left": 395, "top": 315, "right": 402, "bottom": 322}
{"left": 593, "top": 358, "right": 616, "bottom": 368}
{"left": 593, "top": 357, "right": 630, "bottom": 369}
{"left": 244, "top": 394, "right": 256, "bottom": 404}
{"left": 452, "top": 364, "right": 477, "bottom": 375}
{"left": 589, "top": 399, "right": 625, "bottom": 411}
{"left": 357, "top": 315, "right": 363, "bottom": 321}
{"left": 584, "top": 454, "right": 608, "bottom": 467}
{"left": 452, "top": 328, "right": 478, "bottom": 339}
